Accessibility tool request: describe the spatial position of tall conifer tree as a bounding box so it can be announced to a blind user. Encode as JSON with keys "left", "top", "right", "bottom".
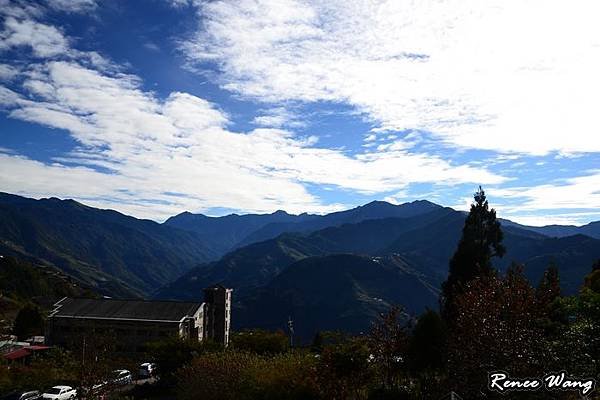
{"left": 441, "top": 186, "right": 505, "bottom": 321}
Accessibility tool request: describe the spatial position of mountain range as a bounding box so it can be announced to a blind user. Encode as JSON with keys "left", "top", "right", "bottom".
{"left": 156, "top": 205, "right": 600, "bottom": 339}
{"left": 1, "top": 192, "right": 599, "bottom": 340}
{"left": 0, "top": 193, "right": 217, "bottom": 297}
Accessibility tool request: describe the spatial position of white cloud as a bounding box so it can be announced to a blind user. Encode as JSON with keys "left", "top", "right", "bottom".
{"left": 383, "top": 190, "right": 409, "bottom": 205}
{"left": 181, "top": 0, "right": 600, "bottom": 155}
{"left": 45, "top": 0, "right": 97, "bottom": 13}
{"left": 168, "top": 0, "right": 192, "bottom": 7}
{"left": 253, "top": 114, "right": 288, "bottom": 127}
{"left": 0, "top": 64, "right": 18, "bottom": 81}
{"left": 502, "top": 213, "right": 600, "bottom": 227}
{"left": 0, "top": 0, "right": 44, "bottom": 19}
{"left": 494, "top": 172, "right": 600, "bottom": 212}
{"left": 0, "top": 57, "right": 505, "bottom": 219}
{"left": 0, "top": 17, "right": 69, "bottom": 57}
{"left": 0, "top": 2, "right": 508, "bottom": 220}
{"left": 252, "top": 106, "right": 305, "bottom": 128}
{"left": 143, "top": 42, "right": 161, "bottom": 52}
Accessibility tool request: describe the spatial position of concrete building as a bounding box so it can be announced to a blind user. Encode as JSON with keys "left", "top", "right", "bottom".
{"left": 203, "top": 285, "right": 232, "bottom": 346}
{"left": 46, "top": 286, "right": 232, "bottom": 351}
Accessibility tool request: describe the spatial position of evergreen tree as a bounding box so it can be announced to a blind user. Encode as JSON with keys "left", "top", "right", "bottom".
{"left": 535, "top": 264, "right": 565, "bottom": 337}
{"left": 12, "top": 304, "right": 44, "bottom": 340}
{"left": 441, "top": 186, "right": 505, "bottom": 321}
{"left": 536, "top": 264, "right": 561, "bottom": 307}
{"left": 407, "top": 309, "right": 447, "bottom": 374}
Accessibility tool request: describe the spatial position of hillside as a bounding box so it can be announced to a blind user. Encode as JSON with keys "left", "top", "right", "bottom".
{"left": 0, "top": 193, "right": 216, "bottom": 297}
{"left": 156, "top": 207, "right": 600, "bottom": 320}
{"left": 154, "top": 207, "right": 455, "bottom": 300}
{"left": 235, "top": 254, "right": 440, "bottom": 341}
{"left": 0, "top": 255, "right": 97, "bottom": 335}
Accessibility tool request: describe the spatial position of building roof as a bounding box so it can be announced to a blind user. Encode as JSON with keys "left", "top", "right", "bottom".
{"left": 50, "top": 297, "right": 203, "bottom": 322}
{"left": 3, "top": 345, "right": 49, "bottom": 361}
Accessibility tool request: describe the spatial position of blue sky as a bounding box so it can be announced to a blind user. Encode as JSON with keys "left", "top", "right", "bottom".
{"left": 0, "top": 0, "right": 599, "bottom": 225}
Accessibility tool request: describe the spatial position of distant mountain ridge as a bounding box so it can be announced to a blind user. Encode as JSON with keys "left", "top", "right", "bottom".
{"left": 155, "top": 207, "right": 457, "bottom": 300}
{"left": 166, "top": 201, "right": 600, "bottom": 251}
{"left": 164, "top": 209, "right": 319, "bottom": 256}
{"left": 156, "top": 207, "right": 600, "bottom": 338}
{"left": 499, "top": 219, "right": 600, "bottom": 239}
{"left": 165, "top": 200, "right": 443, "bottom": 253}
{"left": 1, "top": 191, "right": 599, "bottom": 337}
{"left": 0, "top": 192, "right": 218, "bottom": 297}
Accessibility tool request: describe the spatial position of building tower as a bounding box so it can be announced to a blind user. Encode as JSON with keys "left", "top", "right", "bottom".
{"left": 203, "top": 285, "right": 233, "bottom": 346}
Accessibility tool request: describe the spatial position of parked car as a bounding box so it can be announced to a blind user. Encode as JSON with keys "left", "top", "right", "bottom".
{"left": 138, "top": 362, "right": 157, "bottom": 378}
{"left": 111, "top": 369, "right": 133, "bottom": 385}
{"left": 1, "top": 391, "right": 42, "bottom": 400}
{"left": 41, "top": 386, "right": 76, "bottom": 400}
{"left": 87, "top": 380, "right": 108, "bottom": 396}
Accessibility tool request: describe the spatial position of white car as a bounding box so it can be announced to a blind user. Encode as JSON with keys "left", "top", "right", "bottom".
{"left": 41, "top": 386, "right": 76, "bottom": 400}
{"left": 111, "top": 369, "right": 133, "bottom": 385}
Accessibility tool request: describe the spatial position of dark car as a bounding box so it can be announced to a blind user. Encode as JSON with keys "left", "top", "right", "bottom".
{"left": 0, "top": 391, "right": 42, "bottom": 400}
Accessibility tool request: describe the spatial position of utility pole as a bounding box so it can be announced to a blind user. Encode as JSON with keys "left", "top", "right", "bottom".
{"left": 287, "top": 316, "right": 294, "bottom": 348}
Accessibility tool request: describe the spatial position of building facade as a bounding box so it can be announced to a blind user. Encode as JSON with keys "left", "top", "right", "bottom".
{"left": 46, "top": 286, "right": 232, "bottom": 351}
{"left": 203, "top": 285, "right": 233, "bottom": 346}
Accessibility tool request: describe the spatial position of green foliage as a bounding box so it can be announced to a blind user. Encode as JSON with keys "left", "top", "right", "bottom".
{"left": 442, "top": 186, "right": 505, "bottom": 322}
{"left": 176, "top": 351, "right": 319, "bottom": 400}
{"left": 231, "top": 329, "right": 290, "bottom": 354}
{"left": 0, "top": 348, "right": 79, "bottom": 394}
{"left": 0, "top": 255, "right": 95, "bottom": 302}
{"left": 12, "top": 304, "right": 44, "bottom": 340}
{"left": 584, "top": 267, "right": 600, "bottom": 293}
{"left": 145, "top": 336, "right": 220, "bottom": 386}
{"left": 367, "top": 306, "right": 409, "bottom": 391}
{"left": 535, "top": 265, "right": 567, "bottom": 337}
{"left": 571, "top": 285, "right": 600, "bottom": 374}
{"left": 406, "top": 309, "right": 447, "bottom": 374}
{"left": 0, "top": 255, "right": 99, "bottom": 336}
{"left": 310, "top": 331, "right": 324, "bottom": 353}
{"left": 536, "top": 265, "right": 561, "bottom": 303}
{"left": 317, "top": 336, "right": 372, "bottom": 399}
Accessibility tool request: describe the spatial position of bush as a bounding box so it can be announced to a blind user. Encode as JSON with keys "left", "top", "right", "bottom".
{"left": 176, "top": 351, "right": 319, "bottom": 400}
{"left": 231, "top": 329, "right": 289, "bottom": 354}
{"left": 145, "top": 336, "right": 219, "bottom": 385}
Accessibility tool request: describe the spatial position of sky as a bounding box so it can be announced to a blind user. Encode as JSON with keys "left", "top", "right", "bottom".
{"left": 0, "top": 0, "right": 599, "bottom": 226}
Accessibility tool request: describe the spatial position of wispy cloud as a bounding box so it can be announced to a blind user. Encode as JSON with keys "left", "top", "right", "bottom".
{"left": 252, "top": 106, "right": 306, "bottom": 129}
{"left": 0, "top": 2, "right": 505, "bottom": 219}
{"left": 45, "top": 0, "right": 97, "bottom": 13}
{"left": 1, "top": 0, "right": 597, "bottom": 225}
{"left": 181, "top": 0, "right": 600, "bottom": 155}
{"left": 494, "top": 172, "right": 600, "bottom": 212}
{"left": 0, "top": 16, "right": 70, "bottom": 57}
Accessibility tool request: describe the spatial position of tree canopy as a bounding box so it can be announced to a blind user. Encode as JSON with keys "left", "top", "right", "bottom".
{"left": 441, "top": 186, "right": 505, "bottom": 320}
